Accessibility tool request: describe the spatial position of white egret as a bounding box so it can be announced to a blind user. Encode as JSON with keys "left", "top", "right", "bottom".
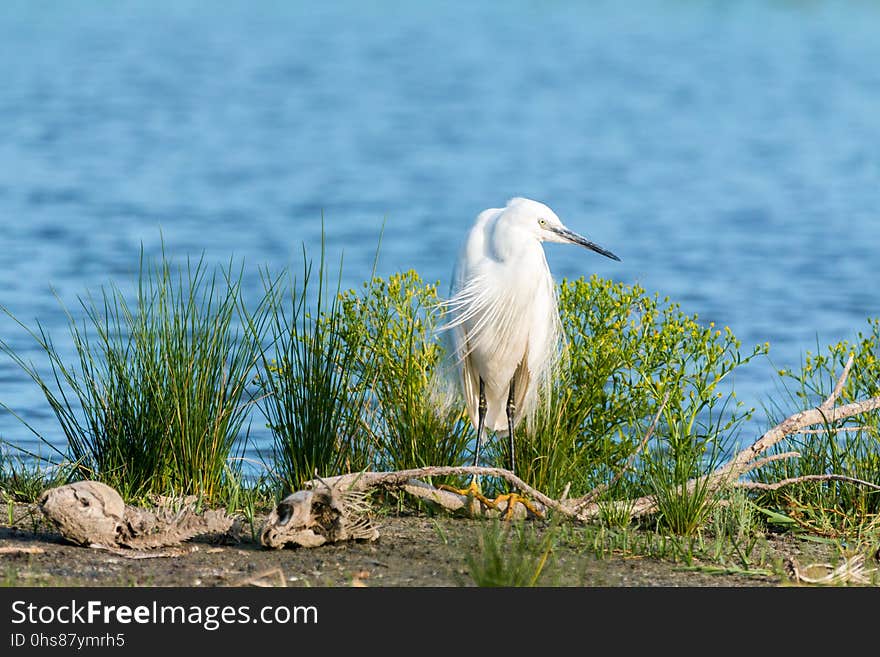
{"left": 440, "top": 197, "right": 620, "bottom": 512}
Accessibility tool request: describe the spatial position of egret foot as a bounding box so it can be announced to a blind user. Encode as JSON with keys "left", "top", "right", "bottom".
{"left": 437, "top": 481, "right": 543, "bottom": 519}
{"left": 490, "top": 492, "right": 544, "bottom": 520}
{"left": 438, "top": 479, "right": 498, "bottom": 512}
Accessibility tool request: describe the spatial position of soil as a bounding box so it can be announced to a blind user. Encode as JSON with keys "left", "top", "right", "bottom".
{"left": 0, "top": 500, "right": 848, "bottom": 588}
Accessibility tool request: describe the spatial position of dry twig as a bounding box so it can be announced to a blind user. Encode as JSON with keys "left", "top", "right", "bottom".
{"left": 302, "top": 355, "right": 880, "bottom": 524}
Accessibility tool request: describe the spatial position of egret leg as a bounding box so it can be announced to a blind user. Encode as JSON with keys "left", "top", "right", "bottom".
{"left": 439, "top": 378, "right": 542, "bottom": 518}
{"left": 490, "top": 379, "right": 544, "bottom": 519}
{"left": 472, "top": 378, "right": 487, "bottom": 470}
{"left": 439, "top": 379, "right": 494, "bottom": 508}
{"left": 506, "top": 380, "right": 516, "bottom": 473}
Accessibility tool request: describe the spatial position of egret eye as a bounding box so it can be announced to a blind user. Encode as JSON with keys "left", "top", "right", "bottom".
{"left": 538, "top": 218, "right": 547, "bottom": 227}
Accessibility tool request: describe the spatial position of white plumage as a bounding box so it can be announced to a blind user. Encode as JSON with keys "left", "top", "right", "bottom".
{"left": 440, "top": 197, "right": 620, "bottom": 472}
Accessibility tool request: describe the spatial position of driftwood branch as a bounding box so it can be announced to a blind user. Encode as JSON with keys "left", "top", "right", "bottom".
{"left": 304, "top": 354, "right": 880, "bottom": 523}
{"left": 737, "top": 451, "right": 801, "bottom": 476}
{"left": 795, "top": 426, "right": 872, "bottom": 434}
{"left": 305, "top": 466, "right": 568, "bottom": 519}
{"left": 736, "top": 474, "right": 880, "bottom": 492}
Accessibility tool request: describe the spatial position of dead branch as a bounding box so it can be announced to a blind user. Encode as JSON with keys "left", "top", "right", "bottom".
{"left": 736, "top": 474, "right": 880, "bottom": 492}
{"left": 821, "top": 354, "right": 853, "bottom": 411}
{"left": 299, "top": 354, "right": 880, "bottom": 524}
{"left": 795, "top": 426, "right": 872, "bottom": 434}
{"left": 738, "top": 451, "right": 801, "bottom": 476}
{"left": 305, "top": 466, "right": 569, "bottom": 519}
{"left": 714, "top": 355, "right": 876, "bottom": 485}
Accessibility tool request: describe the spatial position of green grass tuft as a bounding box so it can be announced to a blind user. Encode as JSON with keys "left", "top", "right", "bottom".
{"left": 0, "top": 245, "right": 264, "bottom": 503}
{"left": 248, "top": 235, "right": 374, "bottom": 493}
{"left": 466, "top": 519, "right": 555, "bottom": 587}
{"left": 337, "top": 270, "right": 473, "bottom": 477}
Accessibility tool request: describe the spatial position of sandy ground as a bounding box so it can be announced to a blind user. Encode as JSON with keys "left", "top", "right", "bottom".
{"left": 0, "top": 500, "right": 854, "bottom": 588}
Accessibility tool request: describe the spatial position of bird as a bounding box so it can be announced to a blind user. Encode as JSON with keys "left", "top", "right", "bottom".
{"left": 439, "top": 197, "right": 620, "bottom": 514}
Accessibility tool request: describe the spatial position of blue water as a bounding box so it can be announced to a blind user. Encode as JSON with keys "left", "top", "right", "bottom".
{"left": 1, "top": 1, "right": 879, "bottom": 465}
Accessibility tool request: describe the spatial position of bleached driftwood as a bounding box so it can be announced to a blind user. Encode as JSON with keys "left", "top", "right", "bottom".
{"left": 39, "top": 480, "right": 234, "bottom": 550}
{"left": 301, "top": 355, "right": 880, "bottom": 523}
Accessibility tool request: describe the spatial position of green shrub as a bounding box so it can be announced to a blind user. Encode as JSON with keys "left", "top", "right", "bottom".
{"left": 755, "top": 318, "right": 880, "bottom": 533}
{"left": 337, "top": 270, "right": 473, "bottom": 475}
{"left": 492, "top": 275, "right": 766, "bottom": 510}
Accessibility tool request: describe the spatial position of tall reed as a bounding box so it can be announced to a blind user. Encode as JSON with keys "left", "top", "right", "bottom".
{"left": 248, "top": 242, "right": 373, "bottom": 493}
{"left": 0, "top": 248, "right": 263, "bottom": 502}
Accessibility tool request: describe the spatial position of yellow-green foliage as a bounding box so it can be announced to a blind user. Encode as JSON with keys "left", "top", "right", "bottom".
{"left": 337, "top": 270, "right": 472, "bottom": 472}
{"left": 503, "top": 275, "right": 767, "bottom": 504}
{"left": 777, "top": 317, "right": 880, "bottom": 404}
{"left": 757, "top": 318, "right": 880, "bottom": 529}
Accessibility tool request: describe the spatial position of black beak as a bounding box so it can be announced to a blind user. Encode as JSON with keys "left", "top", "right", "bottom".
{"left": 551, "top": 226, "right": 621, "bottom": 262}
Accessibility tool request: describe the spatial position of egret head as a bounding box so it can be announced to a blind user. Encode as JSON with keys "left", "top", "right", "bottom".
{"left": 503, "top": 197, "right": 621, "bottom": 261}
